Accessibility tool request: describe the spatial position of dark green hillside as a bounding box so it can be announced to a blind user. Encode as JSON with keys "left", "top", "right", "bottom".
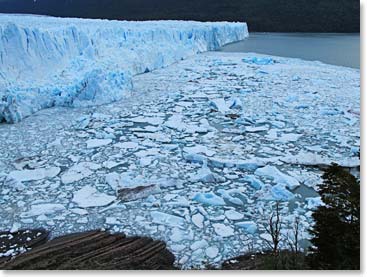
{"left": 0, "top": 0, "right": 360, "bottom": 32}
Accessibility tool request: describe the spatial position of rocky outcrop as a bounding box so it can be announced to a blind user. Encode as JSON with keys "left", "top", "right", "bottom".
{"left": 0, "top": 229, "right": 49, "bottom": 266}
{"left": 0, "top": 230, "right": 175, "bottom": 270}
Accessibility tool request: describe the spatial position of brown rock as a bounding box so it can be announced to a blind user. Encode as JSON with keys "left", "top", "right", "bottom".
{"left": 1, "top": 230, "right": 175, "bottom": 270}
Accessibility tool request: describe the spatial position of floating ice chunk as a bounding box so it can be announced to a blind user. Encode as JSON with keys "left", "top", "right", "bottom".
{"left": 105, "top": 172, "right": 121, "bottom": 191}
{"left": 10, "top": 222, "right": 21, "bottom": 233}
{"left": 130, "top": 116, "right": 164, "bottom": 126}
{"left": 242, "top": 57, "right": 275, "bottom": 65}
{"left": 191, "top": 249, "right": 205, "bottom": 263}
{"left": 193, "top": 192, "right": 226, "bottom": 206}
{"left": 170, "top": 229, "right": 185, "bottom": 242}
{"left": 288, "top": 170, "right": 323, "bottom": 188}
{"left": 271, "top": 184, "right": 295, "bottom": 201}
{"left": 212, "top": 223, "right": 234, "bottom": 237}
{"left": 281, "top": 152, "right": 360, "bottom": 168}
{"left": 277, "top": 133, "right": 302, "bottom": 143}
{"left": 86, "top": 138, "right": 112, "bottom": 148}
{"left": 70, "top": 208, "right": 88, "bottom": 215}
{"left": 206, "top": 246, "right": 219, "bottom": 258}
{"left": 61, "top": 162, "right": 101, "bottom": 184}
{"left": 102, "top": 160, "right": 125, "bottom": 169}
{"left": 74, "top": 116, "right": 91, "bottom": 129}
{"left": 243, "top": 175, "right": 264, "bottom": 190}
{"left": 183, "top": 152, "right": 207, "bottom": 164}
{"left": 192, "top": 213, "right": 205, "bottom": 228}
{"left": 190, "top": 239, "right": 209, "bottom": 251}
{"left": 170, "top": 244, "right": 186, "bottom": 252}
{"left": 21, "top": 203, "right": 66, "bottom": 218}
{"left": 166, "top": 196, "right": 190, "bottom": 207}
{"left": 260, "top": 233, "right": 273, "bottom": 242}
{"left": 217, "top": 189, "right": 244, "bottom": 206}
{"left": 105, "top": 217, "right": 123, "bottom": 225}
{"left": 140, "top": 157, "right": 153, "bottom": 167}
{"left": 225, "top": 210, "right": 244, "bottom": 221}
{"left": 135, "top": 148, "right": 160, "bottom": 158}
{"left": 209, "top": 98, "right": 230, "bottom": 114}
{"left": 114, "top": 141, "right": 139, "bottom": 150}
{"left": 235, "top": 221, "right": 257, "bottom": 234}
{"left": 320, "top": 107, "right": 342, "bottom": 116}
{"left": 72, "top": 185, "right": 116, "bottom": 208}
{"left": 183, "top": 145, "right": 215, "bottom": 157}
{"left": 151, "top": 211, "right": 185, "bottom": 229}
{"left": 229, "top": 98, "right": 243, "bottom": 109}
{"left": 255, "top": 165, "right": 300, "bottom": 190}
{"left": 306, "top": 197, "right": 323, "bottom": 210}
{"left": 245, "top": 126, "right": 269, "bottom": 133}
{"left": 8, "top": 167, "right": 60, "bottom": 182}
{"left": 208, "top": 156, "right": 277, "bottom": 171}
{"left": 190, "top": 163, "right": 225, "bottom": 183}
{"left": 164, "top": 114, "right": 186, "bottom": 131}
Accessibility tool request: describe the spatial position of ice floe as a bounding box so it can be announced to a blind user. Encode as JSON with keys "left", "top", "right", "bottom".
{"left": 72, "top": 185, "right": 116, "bottom": 208}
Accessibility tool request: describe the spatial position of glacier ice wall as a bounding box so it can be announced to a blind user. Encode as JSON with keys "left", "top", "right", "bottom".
{"left": 0, "top": 14, "right": 248, "bottom": 123}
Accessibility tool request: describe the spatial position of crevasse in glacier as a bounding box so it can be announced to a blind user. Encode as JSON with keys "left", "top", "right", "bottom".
{"left": 0, "top": 14, "right": 248, "bottom": 123}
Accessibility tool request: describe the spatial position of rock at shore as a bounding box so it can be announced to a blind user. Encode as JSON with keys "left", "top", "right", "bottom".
{"left": 0, "top": 230, "right": 175, "bottom": 270}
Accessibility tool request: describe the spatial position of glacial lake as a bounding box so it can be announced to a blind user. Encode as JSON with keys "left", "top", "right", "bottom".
{"left": 220, "top": 33, "right": 360, "bottom": 69}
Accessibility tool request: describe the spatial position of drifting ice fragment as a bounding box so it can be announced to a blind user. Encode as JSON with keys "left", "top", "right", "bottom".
{"left": 242, "top": 57, "right": 275, "bottom": 65}
{"left": 7, "top": 167, "right": 60, "bottom": 182}
{"left": 86, "top": 139, "right": 112, "bottom": 148}
{"left": 72, "top": 185, "right": 116, "bottom": 208}
{"left": 212, "top": 223, "right": 234, "bottom": 237}
{"left": 192, "top": 213, "right": 205, "bottom": 228}
{"left": 21, "top": 203, "right": 66, "bottom": 218}
{"left": 190, "top": 162, "right": 225, "bottom": 183}
{"left": 225, "top": 210, "right": 244, "bottom": 220}
{"left": 235, "top": 221, "right": 257, "bottom": 234}
{"left": 151, "top": 211, "right": 185, "bottom": 229}
{"left": 271, "top": 184, "right": 295, "bottom": 201}
{"left": 61, "top": 162, "right": 101, "bottom": 184}
{"left": 306, "top": 197, "right": 324, "bottom": 210}
{"left": 255, "top": 165, "right": 300, "bottom": 190}
{"left": 243, "top": 175, "right": 264, "bottom": 190}
{"left": 193, "top": 192, "right": 226, "bottom": 206}
{"left": 206, "top": 246, "right": 219, "bottom": 258}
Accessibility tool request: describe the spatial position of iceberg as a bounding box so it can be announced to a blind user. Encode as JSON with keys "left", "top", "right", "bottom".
{"left": 193, "top": 192, "right": 226, "bottom": 206}
{"left": 0, "top": 14, "right": 248, "bottom": 123}
{"left": 72, "top": 185, "right": 116, "bottom": 208}
{"left": 235, "top": 221, "right": 257, "bottom": 234}
{"left": 242, "top": 57, "right": 275, "bottom": 65}
{"left": 255, "top": 165, "right": 300, "bottom": 190}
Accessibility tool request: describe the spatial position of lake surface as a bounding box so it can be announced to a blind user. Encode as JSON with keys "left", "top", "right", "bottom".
{"left": 220, "top": 33, "right": 360, "bottom": 68}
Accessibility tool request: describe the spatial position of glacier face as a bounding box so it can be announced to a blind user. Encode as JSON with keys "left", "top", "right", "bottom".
{"left": 0, "top": 14, "right": 248, "bottom": 123}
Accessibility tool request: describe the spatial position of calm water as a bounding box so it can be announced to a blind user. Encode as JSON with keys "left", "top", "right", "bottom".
{"left": 220, "top": 33, "right": 360, "bottom": 68}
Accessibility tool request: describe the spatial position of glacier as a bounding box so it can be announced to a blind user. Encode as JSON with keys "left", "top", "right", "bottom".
{"left": 0, "top": 14, "right": 248, "bottom": 123}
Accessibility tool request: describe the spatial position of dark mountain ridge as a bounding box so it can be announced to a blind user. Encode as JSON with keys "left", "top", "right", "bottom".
{"left": 0, "top": 0, "right": 360, "bottom": 32}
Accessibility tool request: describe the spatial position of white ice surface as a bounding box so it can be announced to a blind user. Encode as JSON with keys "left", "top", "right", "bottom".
{"left": 0, "top": 51, "right": 359, "bottom": 269}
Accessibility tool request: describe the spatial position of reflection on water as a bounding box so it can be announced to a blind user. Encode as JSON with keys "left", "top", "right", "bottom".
{"left": 220, "top": 33, "right": 360, "bottom": 69}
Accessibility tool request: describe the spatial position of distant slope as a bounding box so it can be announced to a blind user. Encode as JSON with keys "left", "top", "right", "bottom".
{"left": 0, "top": 0, "right": 360, "bottom": 32}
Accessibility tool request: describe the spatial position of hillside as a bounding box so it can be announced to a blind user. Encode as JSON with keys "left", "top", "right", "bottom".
{"left": 0, "top": 0, "right": 360, "bottom": 32}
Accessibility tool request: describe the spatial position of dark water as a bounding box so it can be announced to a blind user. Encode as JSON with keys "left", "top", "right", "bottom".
{"left": 220, "top": 33, "right": 360, "bottom": 69}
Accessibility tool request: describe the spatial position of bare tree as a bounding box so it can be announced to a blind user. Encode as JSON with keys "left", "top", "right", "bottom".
{"left": 287, "top": 216, "right": 301, "bottom": 255}
{"left": 264, "top": 201, "right": 282, "bottom": 255}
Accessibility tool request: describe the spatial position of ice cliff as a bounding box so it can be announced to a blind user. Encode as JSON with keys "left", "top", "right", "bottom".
{"left": 0, "top": 14, "right": 248, "bottom": 123}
